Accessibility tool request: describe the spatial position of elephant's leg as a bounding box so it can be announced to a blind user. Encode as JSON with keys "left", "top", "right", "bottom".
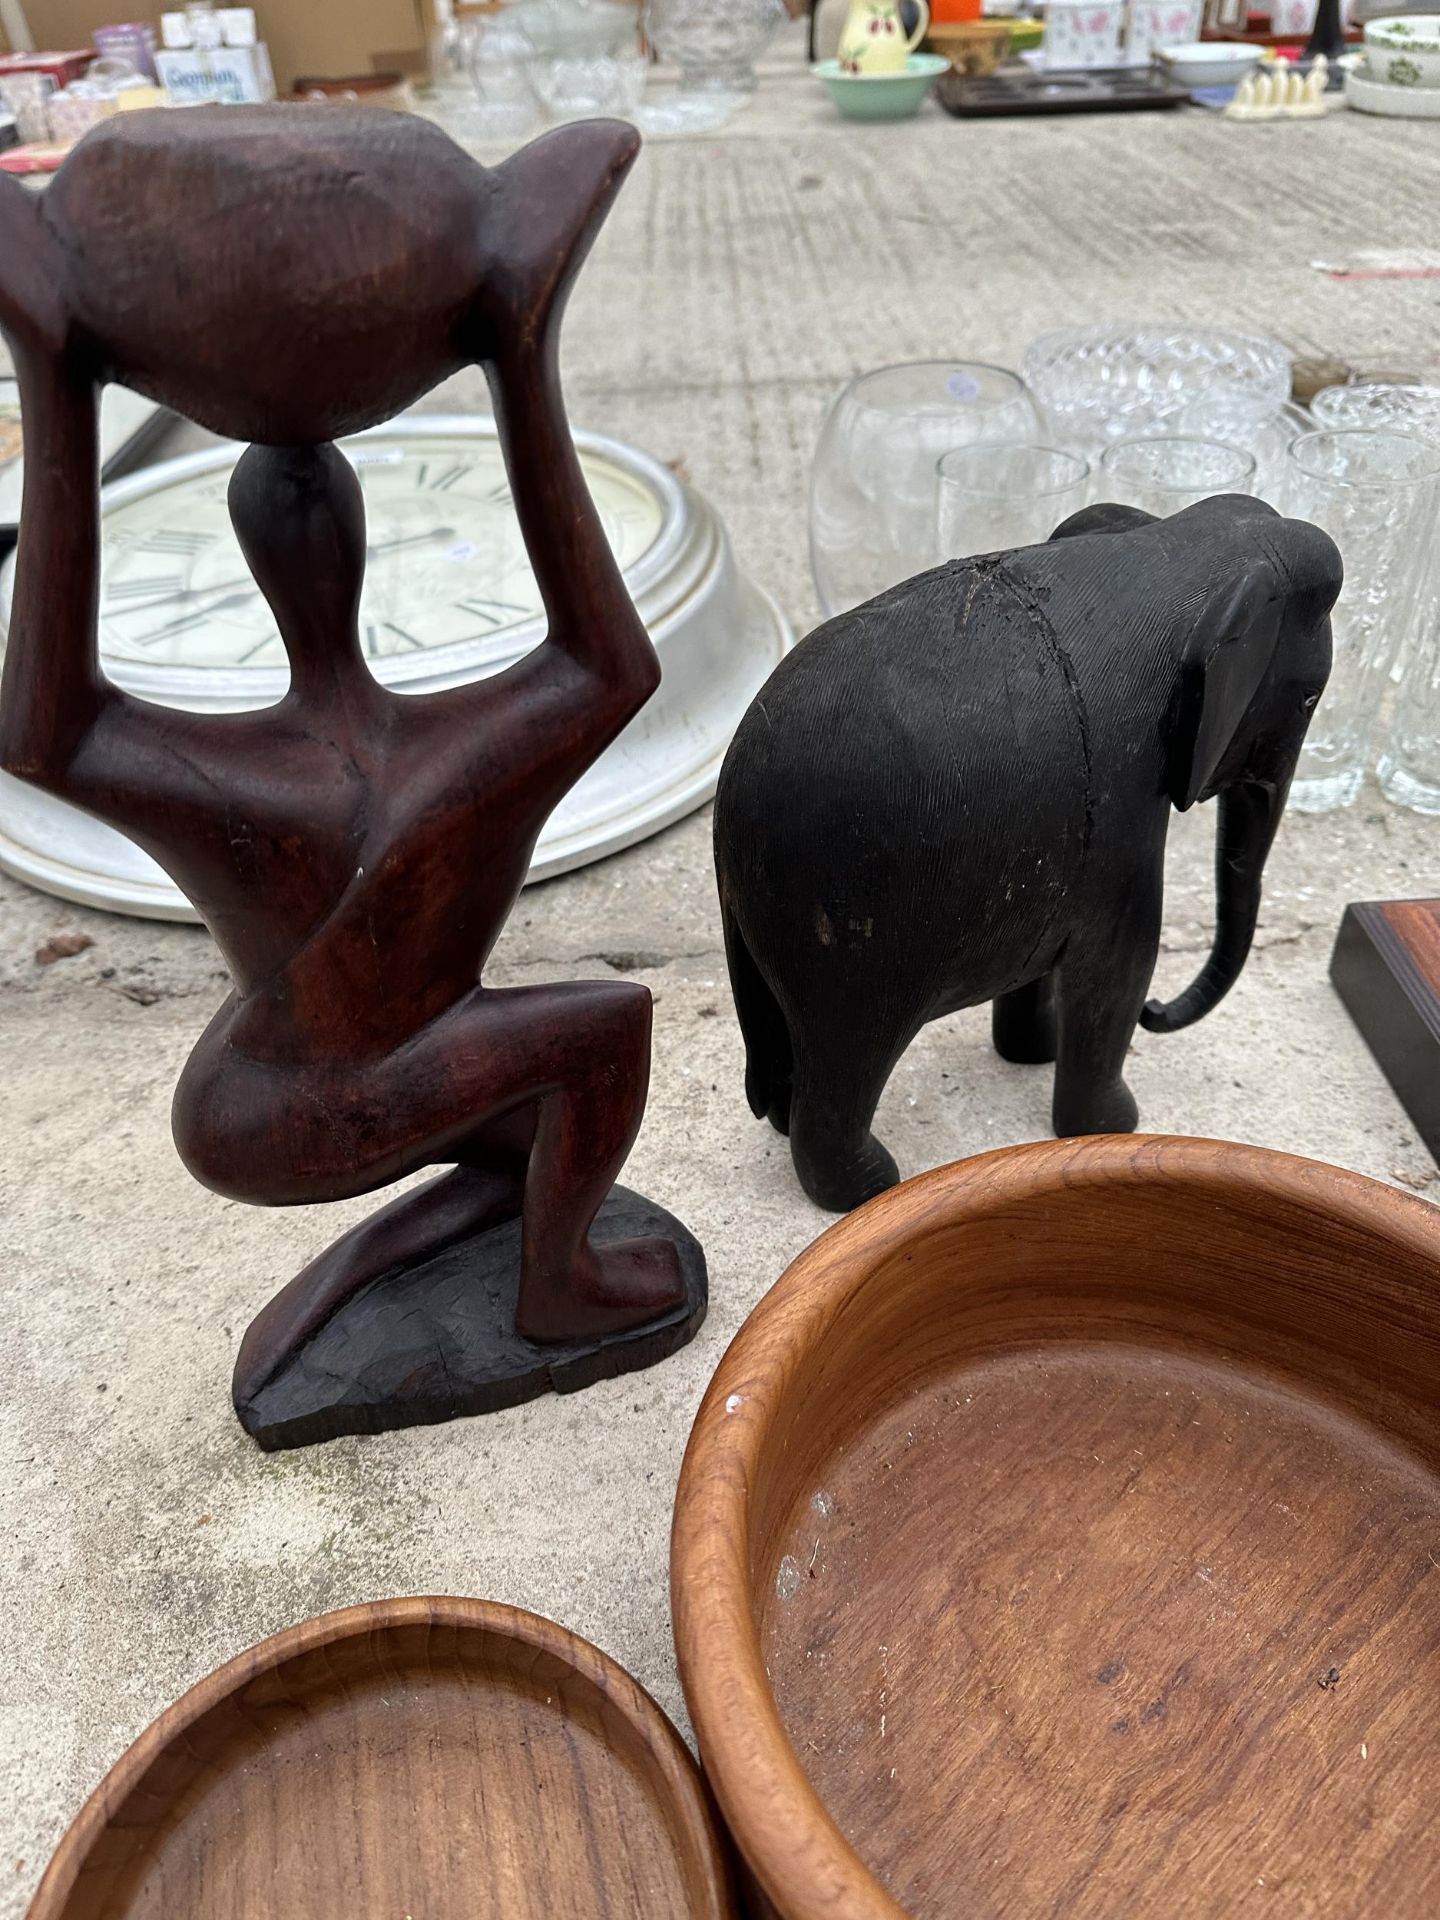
{"left": 1050, "top": 901, "right": 1159, "bottom": 1137}
{"left": 992, "top": 975, "right": 1057, "bottom": 1065}
{"left": 788, "top": 1026, "right": 905, "bottom": 1214}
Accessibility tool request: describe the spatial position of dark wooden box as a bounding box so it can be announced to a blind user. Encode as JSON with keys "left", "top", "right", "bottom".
{"left": 1331, "top": 899, "right": 1440, "bottom": 1161}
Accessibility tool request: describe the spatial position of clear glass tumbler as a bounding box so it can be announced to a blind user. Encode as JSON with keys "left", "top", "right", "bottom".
{"left": 810, "top": 362, "right": 1042, "bottom": 617}
{"left": 1376, "top": 471, "right": 1440, "bottom": 814}
{"left": 1281, "top": 428, "right": 1440, "bottom": 812}
{"left": 936, "top": 444, "right": 1091, "bottom": 559}
{"left": 1097, "top": 437, "right": 1256, "bottom": 516}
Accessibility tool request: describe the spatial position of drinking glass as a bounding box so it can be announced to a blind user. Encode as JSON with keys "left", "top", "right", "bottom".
{"left": 810, "top": 362, "right": 1042, "bottom": 617}
{"left": 1281, "top": 428, "right": 1440, "bottom": 812}
{"left": 1097, "top": 437, "right": 1256, "bottom": 516}
{"left": 936, "top": 444, "right": 1091, "bottom": 559}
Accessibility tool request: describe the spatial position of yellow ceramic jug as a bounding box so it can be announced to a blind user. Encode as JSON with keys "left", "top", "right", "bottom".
{"left": 837, "top": 0, "right": 931, "bottom": 72}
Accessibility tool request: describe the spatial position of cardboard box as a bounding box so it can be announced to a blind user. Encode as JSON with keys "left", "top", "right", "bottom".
{"left": 155, "top": 43, "right": 276, "bottom": 104}
{"left": 17, "top": 0, "right": 431, "bottom": 93}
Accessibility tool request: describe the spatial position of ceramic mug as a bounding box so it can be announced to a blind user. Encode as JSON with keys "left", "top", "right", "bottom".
{"left": 1266, "top": 0, "right": 1317, "bottom": 33}
{"left": 837, "top": 0, "right": 932, "bottom": 73}
{"left": 1126, "top": 0, "right": 1201, "bottom": 62}
{"left": 1044, "top": 0, "right": 1126, "bottom": 68}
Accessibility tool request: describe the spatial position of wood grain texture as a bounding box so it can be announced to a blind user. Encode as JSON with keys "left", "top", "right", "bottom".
{"left": 0, "top": 110, "right": 706, "bottom": 1446}
{"left": 27, "top": 1597, "right": 739, "bottom": 1920}
{"left": 713, "top": 500, "right": 1341, "bottom": 1212}
{"left": 672, "top": 1134, "right": 1440, "bottom": 1919}
{"left": 1332, "top": 900, "right": 1440, "bottom": 1162}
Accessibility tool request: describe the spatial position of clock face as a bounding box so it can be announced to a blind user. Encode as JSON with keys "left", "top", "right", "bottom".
{"left": 93, "top": 430, "right": 668, "bottom": 671}
{"left": 0, "top": 382, "right": 20, "bottom": 474}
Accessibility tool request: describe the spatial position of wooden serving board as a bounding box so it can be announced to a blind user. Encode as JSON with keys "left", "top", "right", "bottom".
{"left": 1331, "top": 898, "right": 1440, "bottom": 1161}
{"left": 28, "top": 1598, "right": 738, "bottom": 1920}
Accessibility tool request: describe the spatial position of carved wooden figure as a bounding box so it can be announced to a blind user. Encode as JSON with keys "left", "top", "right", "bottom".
{"left": 0, "top": 110, "right": 706, "bottom": 1449}
{"left": 714, "top": 498, "right": 1342, "bottom": 1213}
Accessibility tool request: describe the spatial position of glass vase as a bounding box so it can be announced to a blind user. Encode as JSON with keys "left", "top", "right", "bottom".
{"left": 1280, "top": 428, "right": 1440, "bottom": 812}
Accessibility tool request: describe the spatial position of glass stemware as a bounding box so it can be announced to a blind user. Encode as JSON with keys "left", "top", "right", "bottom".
{"left": 810, "top": 362, "right": 1042, "bottom": 617}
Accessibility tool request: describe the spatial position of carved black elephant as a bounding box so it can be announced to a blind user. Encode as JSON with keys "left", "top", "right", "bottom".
{"left": 714, "top": 496, "right": 1342, "bottom": 1212}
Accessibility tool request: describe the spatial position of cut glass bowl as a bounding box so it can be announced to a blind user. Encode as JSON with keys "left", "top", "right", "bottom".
{"left": 1022, "top": 325, "right": 1292, "bottom": 455}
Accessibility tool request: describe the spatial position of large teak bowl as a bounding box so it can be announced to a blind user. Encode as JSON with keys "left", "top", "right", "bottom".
{"left": 672, "top": 1136, "right": 1440, "bottom": 1919}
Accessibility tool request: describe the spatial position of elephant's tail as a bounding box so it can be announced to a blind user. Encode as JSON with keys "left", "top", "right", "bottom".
{"left": 721, "top": 898, "right": 794, "bottom": 1138}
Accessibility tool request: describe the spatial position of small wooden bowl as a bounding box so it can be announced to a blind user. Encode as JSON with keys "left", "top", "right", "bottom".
{"left": 924, "top": 18, "right": 1014, "bottom": 73}
{"left": 30, "top": 1597, "right": 738, "bottom": 1919}
{"left": 673, "top": 1137, "right": 1440, "bottom": 1919}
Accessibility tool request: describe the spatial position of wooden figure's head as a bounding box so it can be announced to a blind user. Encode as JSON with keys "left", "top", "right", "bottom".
{"left": 32, "top": 106, "right": 640, "bottom": 444}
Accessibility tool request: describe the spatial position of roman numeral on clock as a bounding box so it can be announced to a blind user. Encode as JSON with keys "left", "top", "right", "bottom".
{"left": 365, "top": 621, "right": 424, "bottom": 656}
{"left": 107, "top": 573, "right": 186, "bottom": 601}
{"left": 141, "top": 530, "right": 212, "bottom": 556}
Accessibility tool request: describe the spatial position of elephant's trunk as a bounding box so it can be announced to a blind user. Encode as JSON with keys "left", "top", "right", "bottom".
{"left": 1141, "top": 779, "right": 1284, "bottom": 1035}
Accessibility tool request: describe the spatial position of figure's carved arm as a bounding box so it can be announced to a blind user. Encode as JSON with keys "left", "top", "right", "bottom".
{"left": 441, "top": 123, "right": 659, "bottom": 788}
{"left": 486, "top": 331, "right": 660, "bottom": 721}
{"left": 0, "top": 182, "right": 112, "bottom": 788}
{"left": 0, "top": 176, "right": 63, "bottom": 357}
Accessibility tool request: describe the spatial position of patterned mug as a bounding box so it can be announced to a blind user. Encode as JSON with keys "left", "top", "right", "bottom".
{"left": 1044, "top": 0, "right": 1127, "bottom": 68}
{"left": 1126, "top": 0, "right": 1202, "bottom": 61}
{"left": 1267, "top": 0, "right": 1318, "bottom": 34}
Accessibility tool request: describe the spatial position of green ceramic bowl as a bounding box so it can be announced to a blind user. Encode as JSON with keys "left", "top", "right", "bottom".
{"left": 815, "top": 52, "right": 950, "bottom": 121}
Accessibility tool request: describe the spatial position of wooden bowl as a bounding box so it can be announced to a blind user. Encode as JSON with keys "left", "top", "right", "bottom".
{"left": 924, "top": 18, "right": 1014, "bottom": 73}
{"left": 30, "top": 1597, "right": 738, "bottom": 1919}
{"left": 672, "top": 1137, "right": 1440, "bottom": 1919}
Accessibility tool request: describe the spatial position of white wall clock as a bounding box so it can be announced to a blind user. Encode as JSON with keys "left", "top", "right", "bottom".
{"left": 0, "top": 416, "right": 792, "bottom": 919}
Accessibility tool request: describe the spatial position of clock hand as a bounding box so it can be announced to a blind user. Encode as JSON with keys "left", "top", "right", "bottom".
{"left": 107, "top": 577, "right": 262, "bottom": 616}
{"left": 109, "top": 531, "right": 462, "bottom": 616}
{"left": 129, "top": 591, "right": 263, "bottom": 645}
{"left": 366, "top": 527, "right": 457, "bottom": 557}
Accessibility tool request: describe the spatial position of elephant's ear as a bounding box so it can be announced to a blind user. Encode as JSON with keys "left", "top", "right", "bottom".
{"left": 1169, "top": 559, "right": 1282, "bottom": 812}
{"left": 1049, "top": 503, "right": 1160, "bottom": 541}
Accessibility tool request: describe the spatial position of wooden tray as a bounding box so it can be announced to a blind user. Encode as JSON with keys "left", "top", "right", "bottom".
{"left": 936, "top": 65, "right": 1190, "bottom": 115}
{"left": 29, "top": 1597, "right": 738, "bottom": 1920}
{"left": 673, "top": 1136, "right": 1440, "bottom": 1919}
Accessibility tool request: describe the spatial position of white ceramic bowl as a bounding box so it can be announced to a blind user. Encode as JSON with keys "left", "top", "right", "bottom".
{"left": 1348, "top": 63, "right": 1440, "bottom": 111}
{"left": 1364, "top": 16, "right": 1440, "bottom": 87}
{"left": 1156, "top": 39, "right": 1263, "bottom": 84}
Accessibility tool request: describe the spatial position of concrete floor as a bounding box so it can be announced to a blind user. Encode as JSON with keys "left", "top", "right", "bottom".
{"left": 5, "top": 26, "right": 1440, "bottom": 1906}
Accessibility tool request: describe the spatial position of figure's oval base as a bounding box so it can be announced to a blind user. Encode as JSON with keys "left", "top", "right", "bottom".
{"left": 233, "top": 1186, "right": 708, "bottom": 1452}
